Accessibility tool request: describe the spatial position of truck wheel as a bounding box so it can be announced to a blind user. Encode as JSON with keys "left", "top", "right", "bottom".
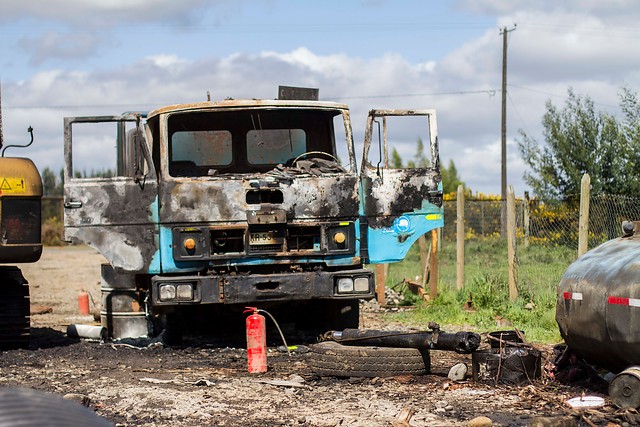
{"left": 0, "top": 267, "right": 30, "bottom": 350}
{"left": 307, "top": 341, "right": 430, "bottom": 377}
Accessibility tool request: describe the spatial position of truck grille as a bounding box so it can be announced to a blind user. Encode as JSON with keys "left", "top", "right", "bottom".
{"left": 287, "top": 225, "right": 320, "bottom": 251}
{"left": 210, "top": 229, "right": 245, "bottom": 254}
{"left": 177, "top": 223, "right": 349, "bottom": 260}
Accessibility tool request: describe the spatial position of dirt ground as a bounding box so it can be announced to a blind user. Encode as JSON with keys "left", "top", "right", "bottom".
{"left": 0, "top": 246, "right": 634, "bottom": 426}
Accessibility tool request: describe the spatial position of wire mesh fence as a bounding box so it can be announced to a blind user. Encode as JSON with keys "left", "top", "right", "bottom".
{"left": 440, "top": 193, "right": 640, "bottom": 296}
{"left": 443, "top": 193, "right": 640, "bottom": 249}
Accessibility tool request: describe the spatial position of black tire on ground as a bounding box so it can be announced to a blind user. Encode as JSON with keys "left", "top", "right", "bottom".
{"left": 307, "top": 341, "right": 430, "bottom": 377}
{"left": 0, "top": 267, "right": 30, "bottom": 350}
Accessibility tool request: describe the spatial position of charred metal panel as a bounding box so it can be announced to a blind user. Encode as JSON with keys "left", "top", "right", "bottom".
{"left": 287, "top": 175, "right": 360, "bottom": 219}
{"left": 361, "top": 168, "right": 442, "bottom": 228}
{"left": 557, "top": 235, "right": 640, "bottom": 372}
{"left": 278, "top": 86, "right": 319, "bottom": 101}
{"left": 158, "top": 174, "right": 359, "bottom": 223}
{"left": 64, "top": 180, "right": 159, "bottom": 273}
{"left": 65, "top": 183, "right": 159, "bottom": 271}
{"left": 65, "top": 224, "right": 158, "bottom": 273}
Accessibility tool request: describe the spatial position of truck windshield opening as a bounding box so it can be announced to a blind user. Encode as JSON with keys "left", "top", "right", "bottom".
{"left": 168, "top": 109, "right": 341, "bottom": 177}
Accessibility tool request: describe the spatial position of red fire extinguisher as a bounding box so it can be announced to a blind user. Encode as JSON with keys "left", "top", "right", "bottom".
{"left": 78, "top": 290, "right": 90, "bottom": 316}
{"left": 244, "top": 307, "right": 267, "bottom": 373}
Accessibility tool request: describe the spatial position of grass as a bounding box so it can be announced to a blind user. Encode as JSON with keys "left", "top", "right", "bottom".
{"left": 380, "top": 237, "right": 577, "bottom": 344}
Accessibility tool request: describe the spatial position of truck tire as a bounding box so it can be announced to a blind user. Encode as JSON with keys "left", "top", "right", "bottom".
{"left": 307, "top": 341, "right": 430, "bottom": 377}
{"left": 0, "top": 267, "right": 30, "bottom": 350}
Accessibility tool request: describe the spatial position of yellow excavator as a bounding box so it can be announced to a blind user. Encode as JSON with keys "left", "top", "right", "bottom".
{"left": 0, "top": 92, "right": 42, "bottom": 349}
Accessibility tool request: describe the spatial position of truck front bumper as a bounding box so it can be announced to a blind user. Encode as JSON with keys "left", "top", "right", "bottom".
{"left": 150, "top": 268, "right": 374, "bottom": 306}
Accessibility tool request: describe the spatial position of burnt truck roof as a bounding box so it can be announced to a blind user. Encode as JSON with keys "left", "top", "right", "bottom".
{"left": 147, "top": 99, "right": 350, "bottom": 119}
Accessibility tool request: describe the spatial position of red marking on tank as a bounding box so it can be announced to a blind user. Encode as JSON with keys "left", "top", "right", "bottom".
{"left": 608, "top": 296, "right": 640, "bottom": 307}
{"left": 563, "top": 292, "right": 583, "bottom": 300}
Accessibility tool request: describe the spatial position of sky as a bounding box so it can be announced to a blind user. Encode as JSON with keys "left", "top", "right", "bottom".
{"left": 1, "top": 0, "right": 640, "bottom": 196}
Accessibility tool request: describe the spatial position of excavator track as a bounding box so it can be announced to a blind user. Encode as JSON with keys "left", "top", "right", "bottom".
{"left": 0, "top": 266, "right": 30, "bottom": 350}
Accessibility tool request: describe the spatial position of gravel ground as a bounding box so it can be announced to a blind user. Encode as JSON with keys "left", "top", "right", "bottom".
{"left": 0, "top": 246, "right": 633, "bottom": 427}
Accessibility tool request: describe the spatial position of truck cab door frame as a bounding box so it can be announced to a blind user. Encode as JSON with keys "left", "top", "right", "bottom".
{"left": 63, "top": 114, "right": 160, "bottom": 273}
{"left": 359, "top": 109, "right": 444, "bottom": 264}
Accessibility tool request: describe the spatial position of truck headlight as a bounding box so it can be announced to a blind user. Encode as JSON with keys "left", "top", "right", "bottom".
{"left": 158, "top": 282, "right": 195, "bottom": 301}
{"left": 354, "top": 277, "right": 370, "bottom": 292}
{"left": 176, "top": 283, "right": 194, "bottom": 300}
{"left": 159, "top": 284, "right": 176, "bottom": 301}
{"left": 337, "top": 277, "right": 354, "bottom": 293}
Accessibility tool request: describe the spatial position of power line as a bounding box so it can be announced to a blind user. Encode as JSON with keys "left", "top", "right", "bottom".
{"left": 507, "top": 84, "right": 620, "bottom": 109}
{"left": 323, "top": 89, "right": 497, "bottom": 101}
{"left": 2, "top": 103, "right": 158, "bottom": 110}
{"left": 507, "top": 92, "right": 530, "bottom": 137}
{"left": 3, "top": 89, "right": 498, "bottom": 110}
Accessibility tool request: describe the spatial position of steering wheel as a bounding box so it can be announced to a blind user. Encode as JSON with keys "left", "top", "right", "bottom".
{"left": 290, "top": 151, "right": 339, "bottom": 166}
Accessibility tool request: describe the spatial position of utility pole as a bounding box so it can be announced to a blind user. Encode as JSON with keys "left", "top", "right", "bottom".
{"left": 500, "top": 25, "right": 516, "bottom": 236}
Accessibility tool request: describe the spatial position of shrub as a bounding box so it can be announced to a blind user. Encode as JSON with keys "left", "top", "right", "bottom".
{"left": 42, "top": 217, "right": 64, "bottom": 246}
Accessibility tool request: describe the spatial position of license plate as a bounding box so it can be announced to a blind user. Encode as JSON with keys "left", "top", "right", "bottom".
{"left": 250, "top": 232, "right": 279, "bottom": 245}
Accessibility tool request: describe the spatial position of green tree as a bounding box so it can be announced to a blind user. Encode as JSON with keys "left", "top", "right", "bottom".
{"left": 391, "top": 147, "right": 403, "bottom": 168}
{"left": 412, "top": 137, "right": 429, "bottom": 168}
{"left": 518, "top": 87, "right": 640, "bottom": 203}
{"left": 41, "top": 167, "right": 64, "bottom": 196}
{"left": 441, "top": 159, "right": 465, "bottom": 194}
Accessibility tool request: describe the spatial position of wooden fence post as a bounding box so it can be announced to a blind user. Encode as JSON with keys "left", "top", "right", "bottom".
{"left": 428, "top": 229, "right": 438, "bottom": 299}
{"left": 456, "top": 185, "right": 465, "bottom": 290}
{"left": 418, "top": 235, "right": 428, "bottom": 281}
{"left": 523, "top": 191, "right": 530, "bottom": 248}
{"left": 578, "top": 173, "right": 591, "bottom": 257}
{"left": 375, "top": 264, "right": 388, "bottom": 306}
{"left": 507, "top": 185, "right": 518, "bottom": 301}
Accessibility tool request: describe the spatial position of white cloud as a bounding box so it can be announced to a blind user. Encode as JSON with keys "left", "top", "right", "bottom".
{"left": 4, "top": 1, "right": 640, "bottom": 196}
{"left": 146, "top": 54, "right": 189, "bottom": 69}
{"left": 0, "top": 0, "right": 214, "bottom": 26}
{"left": 18, "top": 31, "right": 104, "bottom": 65}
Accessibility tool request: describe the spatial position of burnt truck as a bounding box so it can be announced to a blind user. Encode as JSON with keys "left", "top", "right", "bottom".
{"left": 63, "top": 89, "right": 444, "bottom": 339}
